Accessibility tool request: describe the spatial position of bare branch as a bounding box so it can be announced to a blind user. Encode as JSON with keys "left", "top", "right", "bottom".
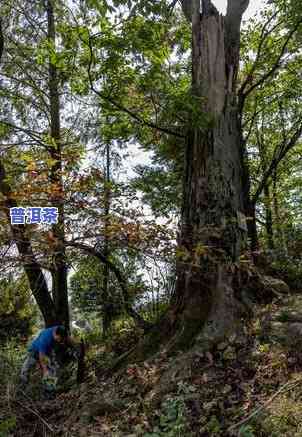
{"left": 15, "top": 399, "right": 55, "bottom": 433}
{"left": 228, "top": 377, "right": 302, "bottom": 433}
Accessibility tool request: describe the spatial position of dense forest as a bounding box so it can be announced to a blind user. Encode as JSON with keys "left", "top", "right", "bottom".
{"left": 1, "top": 0, "right": 302, "bottom": 435}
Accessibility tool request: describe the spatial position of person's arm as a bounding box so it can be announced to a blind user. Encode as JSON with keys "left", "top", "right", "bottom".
{"left": 38, "top": 351, "right": 49, "bottom": 376}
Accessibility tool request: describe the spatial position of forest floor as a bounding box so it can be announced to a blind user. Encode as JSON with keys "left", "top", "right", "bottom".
{"left": 4, "top": 294, "right": 302, "bottom": 436}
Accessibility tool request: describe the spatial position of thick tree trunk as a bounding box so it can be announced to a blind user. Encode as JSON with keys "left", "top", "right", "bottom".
{"left": 47, "top": 0, "right": 69, "bottom": 328}
{"left": 166, "top": 0, "right": 249, "bottom": 349}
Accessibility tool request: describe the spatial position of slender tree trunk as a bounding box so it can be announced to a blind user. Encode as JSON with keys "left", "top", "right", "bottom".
{"left": 239, "top": 97, "right": 258, "bottom": 253}
{"left": 166, "top": 0, "right": 249, "bottom": 349}
{"left": 102, "top": 141, "right": 112, "bottom": 335}
{"left": 0, "top": 163, "right": 57, "bottom": 326}
{"left": 0, "top": 20, "right": 3, "bottom": 61}
{"left": 246, "top": 200, "right": 258, "bottom": 252}
{"left": 0, "top": 20, "right": 56, "bottom": 327}
{"left": 46, "top": 0, "right": 69, "bottom": 327}
{"left": 257, "top": 122, "right": 274, "bottom": 250}
{"left": 273, "top": 169, "right": 287, "bottom": 255}
{"left": 264, "top": 183, "right": 274, "bottom": 249}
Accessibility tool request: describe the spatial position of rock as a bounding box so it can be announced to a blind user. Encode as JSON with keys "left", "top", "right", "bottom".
{"left": 222, "top": 385, "right": 232, "bottom": 394}
{"left": 242, "top": 269, "right": 290, "bottom": 304}
{"left": 223, "top": 346, "right": 236, "bottom": 360}
{"left": 274, "top": 311, "right": 302, "bottom": 323}
{"left": 285, "top": 323, "right": 302, "bottom": 350}
{"left": 217, "top": 342, "right": 228, "bottom": 350}
{"left": 234, "top": 333, "right": 247, "bottom": 346}
{"left": 261, "top": 276, "right": 290, "bottom": 296}
{"left": 229, "top": 334, "right": 237, "bottom": 344}
{"left": 270, "top": 321, "right": 287, "bottom": 341}
{"left": 203, "top": 400, "right": 217, "bottom": 411}
{"left": 80, "top": 412, "right": 92, "bottom": 425}
{"left": 83, "top": 398, "right": 127, "bottom": 419}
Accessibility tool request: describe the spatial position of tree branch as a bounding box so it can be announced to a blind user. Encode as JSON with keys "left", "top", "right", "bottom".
{"left": 224, "top": 0, "right": 249, "bottom": 93}
{"left": 239, "top": 12, "right": 280, "bottom": 97}
{"left": 0, "top": 120, "right": 51, "bottom": 151}
{"left": 85, "top": 35, "right": 185, "bottom": 140}
{"left": 226, "top": 0, "right": 249, "bottom": 27}
{"left": 180, "top": 0, "right": 194, "bottom": 22}
{"left": 241, "top": 18, "right": 302, "bottom": 101}
{"left": 0, "top": 19, "right": 3, "bottom": 62}
{"left": 252, "top": 118, "right": 302, "bottom": 204}
{"left": 228, "top": 378, "right": 302, "bottom": 433}
{"left": 242, "top": 96, "right": 259, "bottom": 145}
{"left": 0, "top": 159, "right": 56, "bottom": 325}
{"left": 65, "top": 241, "right": 152, "bottom": 331}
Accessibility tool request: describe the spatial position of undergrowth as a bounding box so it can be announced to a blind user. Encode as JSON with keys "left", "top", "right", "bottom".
{"left": 0, "top": 341, "right": 25, "bottom": 437}
{"left": 3, "top": 295, "right": 302, "bottom": 436}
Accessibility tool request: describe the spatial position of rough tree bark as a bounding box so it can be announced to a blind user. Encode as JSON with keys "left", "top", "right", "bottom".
{"left": 165, "top": 0, "right": 250, "bottom": 349}
{"left": 46, "top": 0, "right": 69, "bottom": 328}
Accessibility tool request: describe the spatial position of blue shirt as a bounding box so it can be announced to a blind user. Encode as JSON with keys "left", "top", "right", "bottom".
{"left": 29, "top": 326, "right": 59, "bottom": 356}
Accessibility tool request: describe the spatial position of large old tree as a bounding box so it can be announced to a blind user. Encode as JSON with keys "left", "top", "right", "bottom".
{"left": 164, "top": 0, "right": 251, "bottom": 349}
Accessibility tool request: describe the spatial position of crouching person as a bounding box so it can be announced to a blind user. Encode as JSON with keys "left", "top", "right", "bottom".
{"left": 20, "top": 325, "right": 71, "bottom": 399}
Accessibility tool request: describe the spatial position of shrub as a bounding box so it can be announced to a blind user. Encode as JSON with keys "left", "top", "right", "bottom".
{"left": 0, "top": 275, "right": 36, "bottom": 343}
{"left": 0, "top": 341, "right": 26, "bottom": 435}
